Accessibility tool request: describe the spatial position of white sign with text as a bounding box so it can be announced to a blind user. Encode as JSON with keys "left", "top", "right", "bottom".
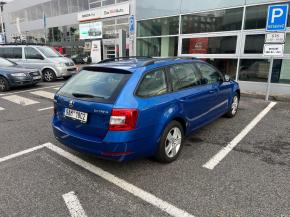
{"left": 263, "top": 44, "right": 284, "bottom": 56}
{"left": 265, "top": 32, "right": 286, "bottom": 43}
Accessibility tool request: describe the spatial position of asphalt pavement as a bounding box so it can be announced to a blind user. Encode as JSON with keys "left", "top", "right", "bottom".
{"left": 0, "top": 81, "right": 289, "bottom": 217}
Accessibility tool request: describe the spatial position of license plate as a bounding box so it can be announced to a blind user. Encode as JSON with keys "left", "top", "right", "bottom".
{"left": 33, "top": 76, "right": 41, "bottom": 80}
{"left": 64, "top": 108, "right": 88, "bottom": 123}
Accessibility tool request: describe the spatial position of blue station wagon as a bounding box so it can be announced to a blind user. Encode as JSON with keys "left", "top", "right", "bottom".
{"left": 52, "top": 57, "right": 240, "bottom": 163}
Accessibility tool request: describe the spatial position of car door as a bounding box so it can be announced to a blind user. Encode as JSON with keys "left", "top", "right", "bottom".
{"left": 23, "top": 47, "right": 45, "bottom": 70}
{"left": 195, "top": 62, "right": 231, "bottom": 118}
{"left": 166, "top": 63, "right": 215, "bottom": 132}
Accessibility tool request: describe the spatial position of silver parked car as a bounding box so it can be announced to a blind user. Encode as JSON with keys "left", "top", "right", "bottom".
{"left": 0, "top": 45, "right": 77, "bottom": 82}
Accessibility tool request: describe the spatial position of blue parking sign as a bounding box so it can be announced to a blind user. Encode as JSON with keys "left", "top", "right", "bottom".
{"left": 266, "top": 4, "right": 289, "bottom": 32}
{"left": 129, "top": 15, "right": 135, "bottom": 34}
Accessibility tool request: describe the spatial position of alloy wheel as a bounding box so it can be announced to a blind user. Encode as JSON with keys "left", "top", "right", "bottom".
{"left": 0, "top": 78, "right": 6, "bottom": 91}
{"left": 165, "top": 127, "right": 182, "bottom": 158}
{"left": 231, "top": 96, "right": 239, "bottom": 115}
{"left": 44, "top": 70, "right": 54, "bottom": 82}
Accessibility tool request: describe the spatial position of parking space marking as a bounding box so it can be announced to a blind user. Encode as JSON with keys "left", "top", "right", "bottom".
{"left": 0, "top": 85, "right": 62, "bottom": 96}
{"left": 0, "top": 107, "right": 5, "bottom": 111}
{"left": 38, "top": 106, "right": 54, "bottom": 111}
{"left": 203, "top": 102, "right": 277, "bottom": 170}
{"left": 46, "top": 143, "right": 195, "bottom": 217}
{"left": 54, "top": 87, "right": 60, "bottom": 90}
{"left": 30, "top": 90, "right": 55, "bottom": 100}
{"left": 2, "top": 95, "right": 40, "bottom": 106}
{"left": 63, "top": 191, "right": 87, "bottom": 217}
{"left": 0, "top": 144, "right": 46, "bottom": 163}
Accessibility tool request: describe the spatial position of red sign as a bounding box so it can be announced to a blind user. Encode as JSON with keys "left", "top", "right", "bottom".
{"left": 188, "top": 38, "right": 209, "bottom": 54}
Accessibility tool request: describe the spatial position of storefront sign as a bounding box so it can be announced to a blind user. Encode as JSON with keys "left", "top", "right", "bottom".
{"left": 79, "top": 21, "right": 102, "bottom": 40}
{"left": 263, "top": 44, "right": 284, "bottom": 56}
{"left": 91, "top": 40, "right": 102, "bottom": 63}
{"left": 78, "top": 2, "right": 130, "bottom": 22}
{"left": 265, "top": 32, "right": 285, "bottom": 43}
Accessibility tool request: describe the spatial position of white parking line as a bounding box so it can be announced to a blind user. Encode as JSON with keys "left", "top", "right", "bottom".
{"left": 63, "top": 191, "right": 87, "bottom": 217}
{"left": 38, "top": 106, "right": 54, "bottom": 111}
{"left": 46, "top": 143, "right": 195, "bottom": 217}
{"left": 0, "top": 85, "right": 62, "bottom": 96}
{"left": 0, "top": 143, "right": 195, "bottom": 217}
{"left": 2, "top": 95, "right": 39, "bottom": 106}
{"left": 54, "top": 87, "right": 60, "bottom": 90}
{"left": 203, "top": 102, "right": 277, "bottom": 170}
{"left": 0, "top": 107, "right": 5, "bottom": 111}
{"left": 0, "top": 144, "right": 46, "bottom": 163}
{"left": 30, "top": 90, "right": 55, "bottom": 100}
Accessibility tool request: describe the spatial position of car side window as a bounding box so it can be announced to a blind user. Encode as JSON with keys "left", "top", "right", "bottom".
{"left": 25, "top": 47, "right": 43, "bottom": 60}
{"left": 12, "top": 48, "right": 22, "bottom": 59}
{"left": 195, "top": 62, "right": 222, "bottom": 84}
{"left": 168, "top": 64, "right": 201, "bottom": 91}
{"left": 136, "top": 69, "right": 168, "bottom": 97}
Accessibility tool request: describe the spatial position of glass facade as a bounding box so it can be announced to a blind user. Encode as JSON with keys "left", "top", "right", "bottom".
{"left": 181, "top": 8, "right": 243, "bottom": 34}
{"left": 182, "top": 36, "right": 237, "bottom": 54}
{"left": 137, "top": 16, "right": 179, "bottom": 37}
{"left": 136, "top": 1, "right": 290, "bottom": 87}
{"left": 8, "top": 0, "right": 128, "bottom": 24}
{"left": 6, "top": 0, "right": 129, "bottom": 57}
{"left": 137, "top": 37, "right": 178, "bottom": 57}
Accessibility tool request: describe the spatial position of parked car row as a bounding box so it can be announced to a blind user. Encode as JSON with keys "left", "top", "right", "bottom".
{"left": 0, "top": 45, "right": 80, "bottom": 92}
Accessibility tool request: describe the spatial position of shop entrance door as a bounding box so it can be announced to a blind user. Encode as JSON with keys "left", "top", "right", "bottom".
{"left": 103, "top": 39, "right": 116, "bottom": 60}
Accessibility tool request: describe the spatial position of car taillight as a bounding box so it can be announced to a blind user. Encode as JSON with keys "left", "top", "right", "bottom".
{"left": 109, "top": 109, "right": 138, "bottom": 131}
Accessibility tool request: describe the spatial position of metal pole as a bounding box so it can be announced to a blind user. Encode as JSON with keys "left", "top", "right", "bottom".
{"left": 265, "top": 57, "right": 274, "bottom": 101}
{"left": 0, "top": 3, "right": 5, "bottom": 44}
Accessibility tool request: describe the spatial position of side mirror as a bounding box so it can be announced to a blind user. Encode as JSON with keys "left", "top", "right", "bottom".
{"left": 224, "top": 74, "right": 231, "bottom": 82}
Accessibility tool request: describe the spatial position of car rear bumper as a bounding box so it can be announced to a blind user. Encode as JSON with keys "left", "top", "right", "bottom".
{"left": 52, "top": 122, "right": 151, "bottom": 161}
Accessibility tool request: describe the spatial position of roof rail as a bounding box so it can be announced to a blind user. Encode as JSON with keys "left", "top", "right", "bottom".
{"left": 141, "top": 56, "right": 198, "bottom": 67}
{"left": 98, "top": 56, "right": 152, "bottom": 64}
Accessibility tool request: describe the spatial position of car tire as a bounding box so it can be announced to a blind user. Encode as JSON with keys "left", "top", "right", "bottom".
{"left": 63, "top": 75, "right": 72, "bottom": 81}
{"left": 225, "top": 93, "right": 239, "bottom": 118}
{"left": 0, "top": 76, "right": 10, "bottom": 92}
{"left": 43, "top": 69, "right": 56, "bottom": 82}
{"left": 155, "top": 121, "right": 184, "bottom": 163}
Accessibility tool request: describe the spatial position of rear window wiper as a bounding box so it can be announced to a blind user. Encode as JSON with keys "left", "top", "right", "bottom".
{"left": 72, "top": 92, "right": 105, "bottom": 99}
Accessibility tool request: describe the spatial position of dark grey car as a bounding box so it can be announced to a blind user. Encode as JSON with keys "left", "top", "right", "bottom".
{"left": 0, "top": 57, "right": 42, "bottom": 92}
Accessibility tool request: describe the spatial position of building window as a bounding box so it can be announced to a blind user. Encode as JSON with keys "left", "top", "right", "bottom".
{"left": 244, "top": 34, "right": 265, "bottom": 54}
{"left": 137, "top": 37, "right": 178, "bottom": 57}
{"left": 137, "top": 16, "right": 179, "bottom": 37}
{"left": 205, "top": 59, "right": 237, "bottom": 79}
{"left": 239, "top": 59, "right": 269, "bottom": 83}
{"left": 102, "top": 0, "right": 115, "bottom": 6}
{"left": 181, "top": 8, "right": 243, "bottom": 34}
{"left": 245, "top": 3, "right": 290, "bottom": 30}
{"left": 67, "top": 0, "right": 79, "bottom": 13}
{"left": 182, "top": 36, "right": 237, "bottom": 54}
{"left": 272, "top": 60, "right": 290, "bottom": 84}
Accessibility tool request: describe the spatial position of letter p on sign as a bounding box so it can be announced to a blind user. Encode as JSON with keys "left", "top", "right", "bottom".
{"left": 266, "top": 4, "right": 289, "bottom": 32}
{"left": 271, "top": 8, "right": 284, "bottom": 23}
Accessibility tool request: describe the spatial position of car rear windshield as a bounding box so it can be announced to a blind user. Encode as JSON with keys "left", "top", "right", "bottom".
{"left": 58, "top": 69, "right": 131, "bottom": 103}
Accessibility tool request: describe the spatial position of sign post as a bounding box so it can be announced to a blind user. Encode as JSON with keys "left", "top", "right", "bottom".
{"left": 264, "top": 4, "right": 289, "bottom": 101}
